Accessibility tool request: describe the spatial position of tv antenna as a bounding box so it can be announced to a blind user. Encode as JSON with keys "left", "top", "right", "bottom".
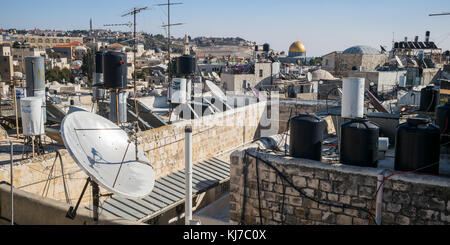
{"left": 429, "top": 12, "right": 450, "bottom": 16}
{"left": 122, "top": 6, "right": 149, "bottom": 118}
{"left": 62, "top": 111, "right": 155, "bottom": 223}
{"left": 155, "top": 0, "right": 184, "bottom": 107}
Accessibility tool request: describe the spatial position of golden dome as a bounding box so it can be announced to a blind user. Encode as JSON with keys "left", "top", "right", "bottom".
{"left": 289, "top": 41, "right": 306, "bottom": 53}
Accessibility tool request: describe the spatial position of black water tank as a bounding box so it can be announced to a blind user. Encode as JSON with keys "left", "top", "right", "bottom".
{"left": 436, "top": 102, "right": 450, "bottom": 144}
{"left": 395, "top": 118, "right": 440, "bottom": 174}
{"left": 103, "top": 52, "right": 127, "bottom": 89}
{"left": 255, "top": 45, "right": 259, "bottom": 51}
{"left": 95, "top": 51, "right": 104, "bottom": 74}
{"left": 176, "top": 55, "right": 196, "bottom": 75}
{"left": 419, "top": 85, "right": 439, "bottom": 112}
{"left": 263, "top": 43, "right": 270, "bottom": 52}
{"left": 287, "top": 85, "right": 297, "bottom": 98}
{"left": 169, "top": 57, "right": 178, "bottom": 75}
{"left": 289, "top": 114, "right": 324, "bottom": 161}
{"left": 340, "top": 118, "right": 379, "bottom": 167}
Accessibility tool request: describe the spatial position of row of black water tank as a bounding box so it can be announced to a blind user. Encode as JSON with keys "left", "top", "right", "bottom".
{"left": 94, "top": 51, "right": 196, "bottom": 89}
{"left": 289, "top": 114, "right": 442, "bottom": 175}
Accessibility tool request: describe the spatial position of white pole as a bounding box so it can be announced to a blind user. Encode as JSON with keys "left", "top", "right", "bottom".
{"left": 376, "top": 173, "right": 384, "bottom": 225}
{"left": 10, "top": 141, "right": 14, "bottom": 225}
{"left": 185, "top": 126, "right": 193, "bottom": 225}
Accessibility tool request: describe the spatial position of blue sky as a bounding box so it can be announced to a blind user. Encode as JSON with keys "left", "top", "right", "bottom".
{"left": 0, "top": 0, "right": 449, "bottom": 56}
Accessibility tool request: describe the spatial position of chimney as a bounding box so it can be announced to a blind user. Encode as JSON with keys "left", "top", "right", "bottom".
{"left": 404, "top": 37, "right": 408, "bottom": 42}
{"left": 414, "top": 36, "right": 419, "bottom": 42}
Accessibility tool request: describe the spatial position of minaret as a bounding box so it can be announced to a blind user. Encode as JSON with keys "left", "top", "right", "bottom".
{"left": 90, "top": 18, "right": 93, "bottom": 32}
{"left": 184, "top": 34, "right": 190, "bottom": 55}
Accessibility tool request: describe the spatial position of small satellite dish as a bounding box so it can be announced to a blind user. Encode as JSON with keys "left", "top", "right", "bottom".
{"left": 205, "top": 80, "right": 227, "bottom": 102}
{"left": 306, "top": 72, "right": 313, "bottom": 82}
{"left": 61, "top": 111, "right": 155, "bottom": 199}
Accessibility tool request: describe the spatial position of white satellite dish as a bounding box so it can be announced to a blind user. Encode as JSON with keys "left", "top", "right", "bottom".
{"left": 205, "top": 80, "right": 227, "bottom": 102}
{"left": 61, "top": 111, "right": 155, "bottom": 199}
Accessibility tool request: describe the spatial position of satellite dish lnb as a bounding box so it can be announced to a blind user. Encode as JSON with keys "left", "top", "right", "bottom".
{"left": 61, "top": 111, "right": 155, "bottom": 199}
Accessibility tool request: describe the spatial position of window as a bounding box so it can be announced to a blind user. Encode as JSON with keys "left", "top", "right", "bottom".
{"left": 66, "top": 39, "right": 70, "bottom": 43}
{"left": 38, "top": 39, "right": 43, "bottom": 43}
{"left": 52, "top": 39, "right": 57, "bottom": 43}
{"left": 45, "top": 39, "right": 50, "bottom": 43}
{"left": 259, "top": 69, "right": 263, "bottom": 77}
{"left": 325, "top": 59, "right": 329, "bottom": 66}
{"left": 59, "top": 39, "right": 64, "bottom": 43}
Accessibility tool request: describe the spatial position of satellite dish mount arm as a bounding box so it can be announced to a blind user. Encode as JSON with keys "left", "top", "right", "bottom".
{"left": 66, "top": 177, "right": 99, "bottom": 222}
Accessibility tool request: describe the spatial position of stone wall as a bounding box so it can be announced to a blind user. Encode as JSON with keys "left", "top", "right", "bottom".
{"left": 0, "top": 150, "right": 94, "bottom": 207}
{"left": 0, "top": 183, "right": 139, "bottom": 225}
{"left": 0, "top": 101, "right": 268, "bottom": 205}
{"left": 271, "top": 100, "right": 328, "bottom": 134}
{"left": 140, "top": 101, "right": 267, "bottom": 179}
{"left": 229, "top": 149, "right": 450, "bottom": 225}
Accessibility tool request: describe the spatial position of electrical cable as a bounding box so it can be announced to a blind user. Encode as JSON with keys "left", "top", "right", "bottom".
{"left": 367, "top": 161, "right": 440, "bottom": 225}
{"left": 242, "top": 149, "right": 377, "bottom": 225}
{"left": 255, "top": 158, "right": 263, "bottom": 225}
{"left": 280, "top": 177, "right": 287, "bottom": 225}
{"left": 0, "top": 216, "right": 18, "bottom": 225}
{"left": 277, "top": 108, "right": 292, "bottom": 152}
{"left": 426, "top": 93, "right": 435, "bottom": 112}
{"left": 239, "top": 152, "right": 250, "bottom": 225}
{"left": 325, "top": 86, "right": 341, "bottom": 115}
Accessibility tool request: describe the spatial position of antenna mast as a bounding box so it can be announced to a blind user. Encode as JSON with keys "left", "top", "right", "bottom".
{"left": 122, "top": 6, "right": 149, "bottom": 117}
{"left": 156, "top": 0, "right": 183, "bottom": 106}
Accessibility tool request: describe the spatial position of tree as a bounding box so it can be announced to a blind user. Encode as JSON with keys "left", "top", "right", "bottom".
{"left": 46, "top": 67, "right": 75, "bottom": 84}
{"left": 81, "top": 50, "right": 94, "bottom": 86}
{"left": 135, "top": 71, "right": 148, "bottom": 80}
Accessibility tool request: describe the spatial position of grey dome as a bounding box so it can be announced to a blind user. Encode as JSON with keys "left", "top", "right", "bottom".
{"left": 343, "top": 45, "right": 380, "bottom": 55}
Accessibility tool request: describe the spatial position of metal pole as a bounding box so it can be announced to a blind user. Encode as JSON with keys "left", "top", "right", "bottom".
{"left": 184, "top": 126, "right": 192, "bottom": 225}
{"left": 31, "top": 136, "right": 35, "bottom": 158}
{"left": 13, "top": 84, "right": 20, "bottom": 139}
{"left": 133, "top": 8, "right": 139, "bottom": 118}
{"left": 116, "top": 89, "right": 119, "bottom": 126}
{"left": 10, "top": 141, "right": 14, "bottom": 225}
{"left": 66, "top": 177, "right": 91, "bottom": 219}
{"left": 376, "top": 173, "right": 384, "bottom": 225}
{"left": 167, "top": 0, "right": 172, "bottom": 106}
{"left": 92, "top": 181, "right": 99, "bottom": 223}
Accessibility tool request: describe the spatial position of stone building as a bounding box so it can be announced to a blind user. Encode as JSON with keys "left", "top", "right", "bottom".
{"left": 12, "top": 35, "right": 83, "bottom": 49}
{"left": 222, "top": 62, "right": 280, "bottom": 92}
{"left": 322, "top": 45, "right": 388, "bottom": 76}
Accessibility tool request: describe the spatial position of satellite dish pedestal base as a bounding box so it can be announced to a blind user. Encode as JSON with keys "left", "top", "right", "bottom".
{"left": 66, "top": 177, "right": 93, "bottom": 220}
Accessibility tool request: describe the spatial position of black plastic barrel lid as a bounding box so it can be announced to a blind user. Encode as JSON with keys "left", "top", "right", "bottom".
{"left": 407, "top": 118, "right": 430, "bottom": 126}
{"left": 292, "top": 113, "right": 322, "bottom": 122}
